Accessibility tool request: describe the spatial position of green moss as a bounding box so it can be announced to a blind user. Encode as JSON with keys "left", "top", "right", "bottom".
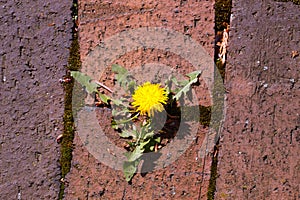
{"left": 58, "top": 38, "right": 80, "bottom": 199}
{"left": 206, "top": 1, "right": 232, "bottom": 199}
{"left": 68, "top": 34, "right": 81, "bottom": 71}
{"left": 58, "top": 1, "right": 80, "bottom": 199}
{"left": 207, "top": 145, "right": 219, "bottom": 200}
{"left": 58, "top": 183, "right": 65, "bottom": 200}
{"left": 214, "top": 0, "right": 232, "bottom": 32}
{"left": 215, "top": 59, "right": 225, "bottom": 83}
{"left": 199, "top": 105, "right": 211, "bottom": 127}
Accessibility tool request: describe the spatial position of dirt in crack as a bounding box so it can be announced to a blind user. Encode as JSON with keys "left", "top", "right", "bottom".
{"left": 206, "top": 0, "right": 232, "bottom": 199}
{"left": 58, "top": 1, "right": 81, "bottom": 199}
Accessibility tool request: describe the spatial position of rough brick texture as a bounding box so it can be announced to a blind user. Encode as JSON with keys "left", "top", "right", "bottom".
{"left": 64, "top": 0, "right": 215, "bottom": 199}
{"left": 216, "top": 0, "right": 300, "bottom": 199}
{"left": 0, "top": 1, "right": 72, "bottom": 199}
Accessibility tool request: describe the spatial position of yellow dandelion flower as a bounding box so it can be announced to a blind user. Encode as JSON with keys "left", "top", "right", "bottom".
{"left": 132, "top": 82, "right": 168, "bottom": 116}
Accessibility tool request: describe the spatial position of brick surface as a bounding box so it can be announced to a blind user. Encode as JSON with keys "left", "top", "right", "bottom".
{"left": 65, "top": 0, "right": 216, "bottom": 199}
{"left": 0, "top": 1, "right": 72, "bottom": 199}
{"left": 216, "top": 1, "right": 300, "bottom": 199}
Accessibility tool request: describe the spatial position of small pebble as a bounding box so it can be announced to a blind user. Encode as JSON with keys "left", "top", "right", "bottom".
{"left": 56, "top": 134, "right": 63, "bottom": 143}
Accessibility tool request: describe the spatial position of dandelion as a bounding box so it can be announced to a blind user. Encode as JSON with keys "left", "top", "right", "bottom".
{"left": 132, "top": 82, "right": 168, "bottom": 116}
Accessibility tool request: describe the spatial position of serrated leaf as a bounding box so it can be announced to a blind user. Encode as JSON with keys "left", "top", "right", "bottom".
{"left": 111, "top": 108, "right": 130, "bottom": 116}
{"left": 171, "top": 77, "right": 179, "bottom": 85}
{"left": 128, "top": 80, "right": 136, "bottom": 94}
{"left": 112, "top": 64, "right": 127, "bottom": 76}
{"left": 138, "top": 126, "right": 147, "bottom": 142}
{"left": 123, "top": 160, "right": 140, "bottom": 182}
{"left": 112, "top": 64, "right": 129, "bottom": 87}
{"left": 186, "top": 70, "right": 201, "bottom": 80}
{"left": 112, "top": 64, "right": 136, "bottom": 91}
{"left": 125, "top": 146, "right": 143, "bottom": 162}
{"left": 111, "top": 98, "right": 125, "bottom": 106}
{"left": 178, "top": 80, "right": 189, "bottom": 86}
{"left": 143, "top": 131, "right": 155, "bottom": 140}
{"left": 120, "top": 129, "right": 137, "bottom": 139}
{"left": 71, "top": 71, "right": 98, "bottom": 94}
{"left": 173, "top": 70, "right": 201, "bottom": 100}
{"left": 165, "top": 76, "right": 181, "bottom": 93}
{"left": 112, "top": 112, "right": 138, "bottom": 127}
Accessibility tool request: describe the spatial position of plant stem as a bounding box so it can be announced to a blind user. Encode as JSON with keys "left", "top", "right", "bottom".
{"left": 94, "top": 80, "right": 113, "bottom": 93}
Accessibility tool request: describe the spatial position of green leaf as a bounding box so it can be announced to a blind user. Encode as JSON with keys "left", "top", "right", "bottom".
{"left": 128, "top": 80, "right": 136, "bottom": 94}
{"left": 173, "top": 70, "right": 201, "bottom": 100}
{"left": 112, "top": 64, "right": 127, "bottom": 76}
{"left": 71, "top": 71, "right": 112, "bottom": 104}
{"left": 71, "top": 71, "right": 98, "bottom": 94}
{"left": 112, "top": 113, "right": 139, "bottom": 128}
{"left": 112, "top": 64, "right": 129, "bottom": 87}
{"left": 154, "top": 137, "right": 161, "bottom": 143}
{"left": 123, "top": 146, "right": 144, "bottom": 181}
{"left": 111, "top": 120, "right": 119, "bottom": 129}
{"left": 112, "top": 64, "right": 136, "bottom": 91}
{"left": 144, "top": 137, "right": 161, "bottom": 152}
{"left": 98, "top": 93, "right": 109, "bottom": 104}
{"left": 111, "top": 98, "right": 126, "bottom": 106}
{"left": 127, "top": 141, "right": 134, "bottom": 148}
{"left": 123, "top": 160, "right": 140, "bottom": 182}
{"left": 165, "top": 76, "right": 180, "bottom": 93}
{"left": 186, "top": 70, "right": 201, "bottom": 81}
{"left": 125, "top": 146, "right": 143, "bottom": 162}
{"left": 143, "top": 131, "right": 155, "bottom": 140}
{"left": 111, "top": 108, "right": 130, "bottom": 116}
{"left": 119, "top": 129, "right": 137, "bottom": 139}
{"left": 140, "top": 139, "right": 151, "bottom": 149}
{"left": 171, "top": 77, "right": 179, "bottom": 85}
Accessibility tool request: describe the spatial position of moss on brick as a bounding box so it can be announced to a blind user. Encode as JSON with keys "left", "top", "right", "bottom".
{"left": 214, "top": 0, "right": 232, "bottom": 32}
{"left": 207, "top": 0, "right": 232, "bottom": 199}
{"left": 58, "top": 1, "right": 80, "bottom": 199}
{"left": 207, "top": 145, "right": 219, "bottom": 200}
